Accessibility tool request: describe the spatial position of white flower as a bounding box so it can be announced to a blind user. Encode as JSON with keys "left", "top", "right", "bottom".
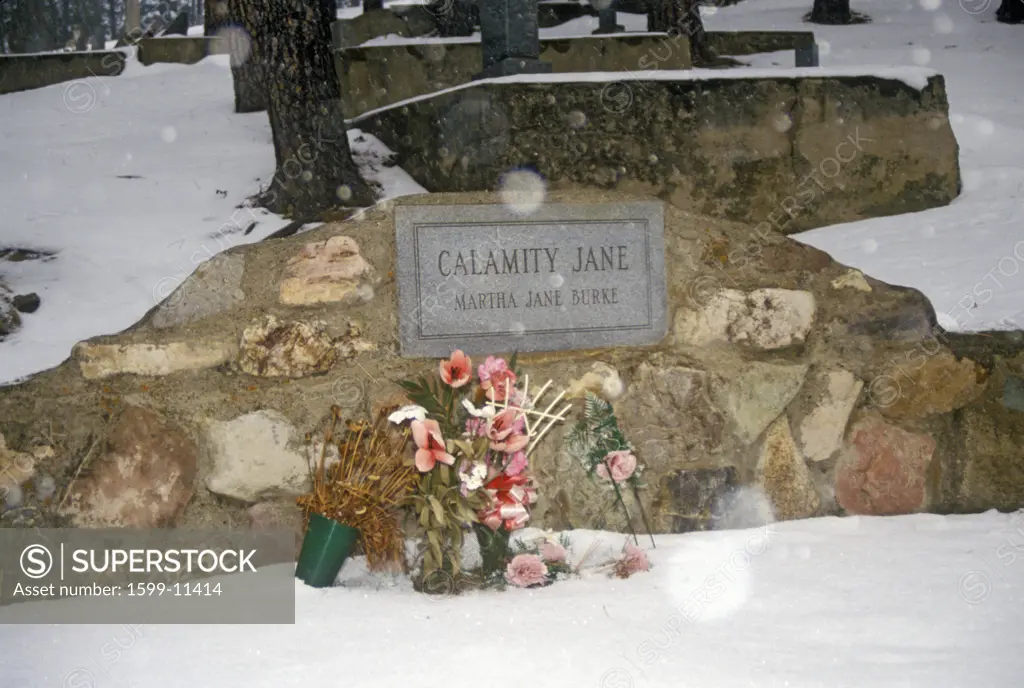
{"left": 459, "top": 462, "right": 489, "bottom": 492}
{"left": 461, "top": 398, "right": 496, "bottom": 419}
{"left": 387, "top": 405, "right": 427, "bottom": 424}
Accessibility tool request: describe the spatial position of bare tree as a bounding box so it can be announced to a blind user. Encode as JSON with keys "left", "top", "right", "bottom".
{"left": 647, "top": 0, "right": 715, "bottom": 64}
{"left": 226, "top": 0, "right": 268, "bottom": 112}
{"left": 204, "top": 0, "right": 228, "bottom": 34}
{"left": 996, "top": 0, "right": 1023, "bottom": 23}
{"left": 124, "top": 0, "right": 139, "bottom": 34}
{"left": 808, "top": 0, "right": 849, "bottom": 23}
{"left": 240, "top": 0, "right": 375, "bottom": 218}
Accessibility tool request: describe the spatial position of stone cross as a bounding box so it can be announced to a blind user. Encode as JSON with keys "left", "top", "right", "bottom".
{"left": 476, "top": 0, "right": 552, "bottom": 78}
{"left": 592, "top": 0, "right": 624, "bottom": 34}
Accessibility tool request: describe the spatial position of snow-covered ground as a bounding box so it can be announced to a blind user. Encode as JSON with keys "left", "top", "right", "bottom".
{"left": 1, "top": 510, "right": 1023, "bottom": 686}
{"left": 1, "top": 0, "right": 1022, "bottom": 385}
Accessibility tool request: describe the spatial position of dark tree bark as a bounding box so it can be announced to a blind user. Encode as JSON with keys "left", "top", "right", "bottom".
{"left": 647, "top": 0, "right": 714, "bottom": 65}
{"left": 996, "top": 0, "right": 1024, "bottom": 23}
{"left": 431, "top": 0, "right": 477, "bottom": 36}
{"left": 204, "top": 0, "right": 230, "bottom": 34}
{"left": 226, "top": 0, "right": 270, "bottom": 112}
{"left": 8, "top": 0, "right": 60, "bottom": 51}
{"left": 162, "top": 10, "right": 190, "bottom": 36}
{"left": 254, "top": 0, "right": 375, "bottom": 217}
{"left": 108, "top": 0, "right": 118, "bottom": 46}
{"left": 808, "top": 0, "right": 851, "bottom": 24}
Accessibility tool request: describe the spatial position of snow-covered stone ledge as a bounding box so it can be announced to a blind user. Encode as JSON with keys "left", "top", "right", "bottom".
{"left": 0, "top": 49, "right": 127, "bottom": 96}
{"left": 336, "top": 33, "right": 693, "bottom": 118}
{"left": 352, "top": 69, "right": 959, "bottom": 233}
{"left": 136, "top": 37, "right": 227, "bottom": 66}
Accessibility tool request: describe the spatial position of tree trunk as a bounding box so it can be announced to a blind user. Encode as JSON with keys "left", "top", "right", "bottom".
{"left": 996, "top": 0, "right": 1024, "bottom": 23}
{"left": 647, "top": 0, "right": 713, "bottom": 65}
{"left": 108, "top": 0, "right": 118, "bottom": 45}
{"left": 124, "top": 0, "right": 140, "bottom": 34}
{"left": 205, "top": 0, "right": 230, "bottom": 34}
{"left": 808, "top": 0, "right": 851, "bottom": 24}
{"left": 432, "top": 0, "right": 476, "bottom": 36}
{"left": 259, "top": 0, "right": 375, "bottom": 217}
{"left": 227, "top": 0, "right": 269, "bottom": 113}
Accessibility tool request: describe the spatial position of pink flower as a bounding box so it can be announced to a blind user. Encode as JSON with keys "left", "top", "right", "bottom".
{"left": 504, "top": 450, "right": 528, "bottom": 476}
{"left": 466, "top": 417, "right": 488, "bottom": 437}
{"left": 506, "top": 554, "right": 548, "bottom": 587}
{"left": 478, "top": 356, "right": 518, "bottom": 402}
{"left": 411, "top": 419, "right": 455, "bottom": 473}
{"left": 539, "top": 541, "right": 567, "bottom": 564}
{"left": 440, "top": 350, "right": 472, "bottom": 388}
{"left": 477, "top": 355, "right": 509, "bottom": 384}
{"left": 596, "top": 450, "right": 637, "bottom": 483}
{"left": 487, "top": 409, "right": 529, "bottom": 453}
{"left": 615, "top": 543, "right": 650, "bottom": 578}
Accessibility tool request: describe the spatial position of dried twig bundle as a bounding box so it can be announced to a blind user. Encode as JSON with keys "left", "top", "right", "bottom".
{"left": 297, "top": 406, "right": 419, "bottom": 572}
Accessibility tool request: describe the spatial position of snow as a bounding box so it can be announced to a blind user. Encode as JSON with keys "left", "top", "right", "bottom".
{"left": 1, "top": 510, "right": 1023, "bottom": 686}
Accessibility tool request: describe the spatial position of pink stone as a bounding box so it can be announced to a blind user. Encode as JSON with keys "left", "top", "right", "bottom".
{"left": 279, "top": 235, "right": 375, "bottom": 306}
{"left": 836, "top": 413, "right": 935, "bottom": 515}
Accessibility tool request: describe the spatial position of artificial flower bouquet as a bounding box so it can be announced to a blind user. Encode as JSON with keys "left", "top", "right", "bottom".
{"left": 294, "top": 405, "right": 419, "bottom": 587}
{"left": 504, "top": 531, "right": 652, "bottom": 588}
{"left": 388, "top": 350, "right": 571, "bottom": 593}
{"left": 566, "top": 393, "right": 656, "bottom": 548}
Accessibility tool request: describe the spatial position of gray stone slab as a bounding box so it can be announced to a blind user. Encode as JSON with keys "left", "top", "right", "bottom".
{"left": 479, "top": 0, "right": 545, "bottom": 70}
{"left": 150, "top": 252, "right": 246, "bottom": 329}
{"left": 395, "top": 201, "right": 667, "bottom": 357}
{"left": 1004, "top": 375, "right": 1024, "bottom": 413}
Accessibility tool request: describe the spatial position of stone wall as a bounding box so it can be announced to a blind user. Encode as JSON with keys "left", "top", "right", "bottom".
{"left": 705, "top": 31, "right": 816, "bottom": 56}
{"left": 336, "top": 33, "right": 691, "bottom": 118}
{"left": 351, "top": 74, "right": 960, "bottom": 234}
{"left": 331, "top": 2, "right": 597, "bottom": 47}
{"left": 0, "top": 191, "right": 1020, "bottom": 542}
{"left": 137, "top": 37, "right": 226, "bottom": 66}
{"left": 0, "top": 50, "right": 127, "bottom": 96}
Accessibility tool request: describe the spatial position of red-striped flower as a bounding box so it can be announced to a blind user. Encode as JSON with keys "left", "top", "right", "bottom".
{"left": 439, "top": 350, "right": 472, "bottom": 388}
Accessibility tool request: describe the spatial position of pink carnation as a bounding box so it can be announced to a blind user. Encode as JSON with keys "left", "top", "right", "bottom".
{"left": 478, "top": 356, "right": 517, "bottom": 402}
{"left": 506, "top": 554, "right": 549, "bottom": 587}
{"left": 614, "top": 543, "right": 650, "bottom": 578}
{"left": 477, "top": 355, "right": 509, "bottom": 384}
{"left": 539, "top": 541, "right": 567, "bottom": 564}
{"left": 466, "top": 417, "right": 488, "bottom": 437}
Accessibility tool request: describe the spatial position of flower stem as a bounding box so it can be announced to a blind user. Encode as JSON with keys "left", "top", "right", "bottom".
{"left": 604, "top": 460, "right": 638, "bottom": 546}
{"left": 631, "top": 483, "right": 657, "bottom": 549}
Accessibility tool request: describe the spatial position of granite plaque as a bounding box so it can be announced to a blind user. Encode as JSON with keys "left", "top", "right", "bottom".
{"left": 395, "top": 202, "right": 667, "bottom": 357}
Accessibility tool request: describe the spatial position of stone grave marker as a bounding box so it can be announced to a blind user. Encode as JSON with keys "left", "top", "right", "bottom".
{"left": 395, "top": 201, "right": 667, "bottom": 357}
{"left": 476, "top": 0, "right": 552, "bottom": 78}
{"left": 592, "top": 0, "right": 624, "bottom": 34}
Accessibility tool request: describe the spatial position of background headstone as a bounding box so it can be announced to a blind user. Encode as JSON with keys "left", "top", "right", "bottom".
{"left": 476, "top": 0, "right": 552, "bottom": 78}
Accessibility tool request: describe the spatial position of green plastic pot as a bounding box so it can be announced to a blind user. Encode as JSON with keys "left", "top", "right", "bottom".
{"left": 295, "top": 513, "right": 359, "bottom": 588}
